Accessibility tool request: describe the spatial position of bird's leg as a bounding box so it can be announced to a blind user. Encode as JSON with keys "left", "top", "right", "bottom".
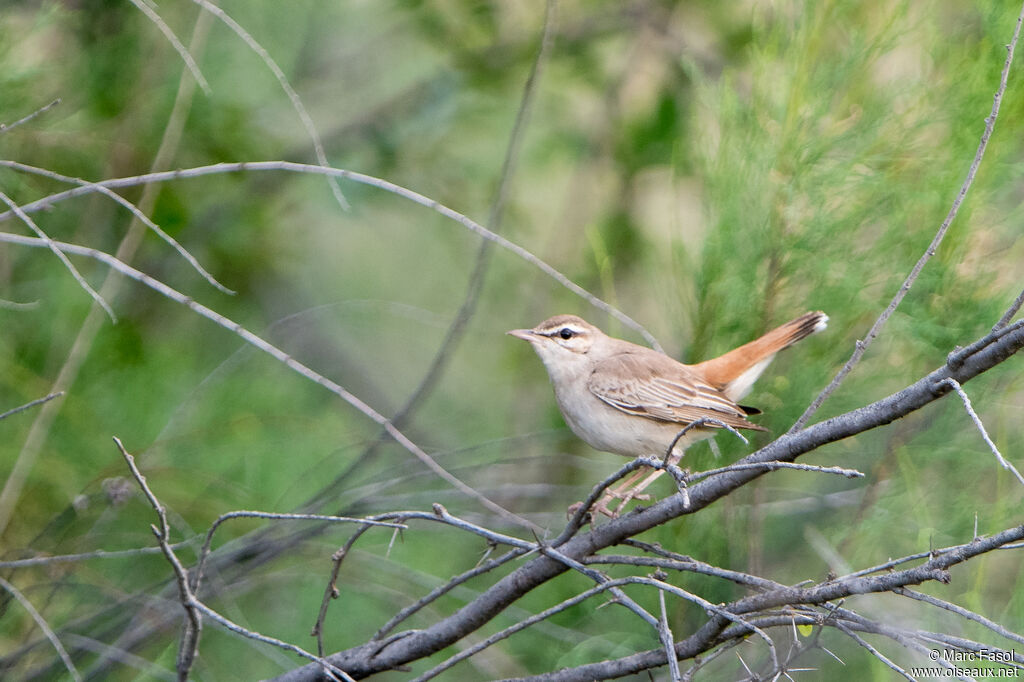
{"left": 567, "top": 466, "right": 652, "bottom": 520}
{"left": 591, "top": 466, "right": 654, "bottom": 517}
{"left": 607, "top": 467, "right": 652, "bottom": 499}
{"left": 611, "top": 453, "right": 682, "bottom": 516}
{"left": 566, "top": 495, "right": 619, "bottom": 520}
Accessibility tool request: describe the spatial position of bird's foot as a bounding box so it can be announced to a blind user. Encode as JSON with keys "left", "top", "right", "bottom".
{"left": 567, "top": 496, "right": 619, "bottom": 521}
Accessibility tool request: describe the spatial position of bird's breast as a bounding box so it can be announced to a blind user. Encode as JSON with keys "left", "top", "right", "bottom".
{"left": 552, "top": 383, "right": 710, "bottom": 458}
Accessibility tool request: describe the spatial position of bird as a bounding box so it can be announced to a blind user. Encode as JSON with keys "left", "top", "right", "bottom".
{"left": 508, "top": 311, "right": 828, "bottom": 517}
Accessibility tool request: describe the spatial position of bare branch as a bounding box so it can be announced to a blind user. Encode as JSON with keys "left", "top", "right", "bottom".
{"left": 833, "top": 622, "right": 914, "bottom": 681}
{"left": 894, "top": 587, "right": 1024, "bottom": 648}
{"left": 312, "top": 524, "right": 378, "bottom": 658}
{"left": 63, "top": 633, "right": 177, "bottom": 681}
{"left": 0, "top": 98, "right": 61, "bottom": 134}
{"left": 312, "top": 504, "right": 540, "bottom": 657}
{"left": 635, "top": 576, "right": 780, "bottom": 672}
{"left": 0, "top": 190, "right": 115, "bottom": 320}
{"left": 0, "top": 160, "right": 233, "bottom": 294}
{"left": 995, "top": 286, "right": 1024, "bottom": 330}
{"left": 0, "top": 392, "right": 63, "bottom": 422}
{"left": 0, "top": 575, "right": 83, "bottom": 682}
{"left": 128, "top": 0, "right": 211, "bottom": 94}
{"left": 666, "top": 418, "right": 748, "bottom": 460}
{"left": 0, "top": 161, "right": 660, "bottom": 348}
{"left": 191, "top": 599, "right": 352, "bottom": 682}
{"left": 939, "top": 377, "right": 1024, "bottom": 485}
{"left": 113, "top": 436, "right": 203, "bottom": 681}
{"left": 113, "top": 437, "right": 354, "bottom": 682}
{"left": 0, "top": 9, "right": 215, "bottom": 539}
{"left": 2, "top": 161, "right": 232, "bottom": 292}
{"left": 371, "top": 548, "right": 529, "bottom": 641}
{"left": 686, "top": 461, "right": 864, "bottom": 484}
{"left": 0, "top": 232, "right": 537, "bottom": 532}
{"left": 583, "top": 552, "right": 780, "bottom": 592}
{"left": 409, "top": 576, "right": 648, "bottom": 682}
{"left": 0, "top": 543, "right": 190, "bottom": 569}
{"left": 189, "top": 0, "right": 349, "bottom": 211}
{"left": 195, "top": 510, "right": 406, "bottom": 597}
{"left": 535, "top": 541, "right": 661, "bottom": 631}
{"left": 555, "top": 457, "right": 651, "bottom": 543}
{"left": 658, "top": 588, "right": 682, "bottom": 682}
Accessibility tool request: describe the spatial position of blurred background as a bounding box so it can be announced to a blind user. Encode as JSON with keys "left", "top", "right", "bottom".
{"left": 1, "top": 0, "right": 1023, "bottom": 679}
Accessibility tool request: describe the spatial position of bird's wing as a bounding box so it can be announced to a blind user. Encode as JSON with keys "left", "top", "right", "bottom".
{"left": 586, "top": 352, "right": 768, "bottom": 432}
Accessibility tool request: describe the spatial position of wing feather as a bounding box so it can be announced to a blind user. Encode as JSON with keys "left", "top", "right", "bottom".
{"left": 586, "top": 352, "right": 768, "bottom": 432}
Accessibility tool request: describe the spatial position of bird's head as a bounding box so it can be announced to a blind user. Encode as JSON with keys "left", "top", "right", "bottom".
{"left": 507, "top": 315, "right": 605, "bottom": 380}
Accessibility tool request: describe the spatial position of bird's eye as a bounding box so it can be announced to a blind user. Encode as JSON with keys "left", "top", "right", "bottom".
{"left": 559, "top": 328, "right": 574, "bottom": 340}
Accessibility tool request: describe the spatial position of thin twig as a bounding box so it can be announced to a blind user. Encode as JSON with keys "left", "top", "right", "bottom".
{"left": 554, "top": 458, "right": 652, "bottom": 545}
{"left": 113, "top": 436, "right": 203, "bottom": 681}
{"left": 536, "top": 542, "right": 660, "bottom": 631}
{"left": 947, "top": 319, "right": 1024, "bottom": 369}
{"left": 682, "top": 638, "right": 744, "bottom": 681}
{"left": 659, "top": 587, "right": 682, "bottom": 681}
{"left": 113, "top": 437, "right": 352, "bottom": 682}
{"left": 128, "top": 0, "right": 211, "bottom": 94}
{"left": 0, "top": 543, "right": 190, "bottom": 569}
{"left": 0, "top": 190, "right": 115, "bottom": 320}
{"left": 312, "top": 523, "right": 379, "bottom": 657}
{"left": 372, "top": 548, "right": 529, "bottom": 641}
{"left": 584, "top": 553, "right": 780, "bottom": 592}
{"left": 0, "top": 98, "right": 61, "bottom": 134}
{"left": 894, "top": 587, "right": 1024, "bottom": 647}
{"left": 63, "top": 633, "right": 177, "bottom": 681}
{"left": 192, "top": 598, "right": 351, "bottom": 682}
{"left": 995, "top": 286, "right": 1024, "bottom": 330}
{"left": 638, "top": 576, "right": 780, "bottom": 673}
{"left": 832, "top": 607, "right": 973, "bottom": 679}
{"left": 834, "top": 622, "right": 914, "bottom": 681}
{"left": 0, "top": 161, "right": 660, "bottom": 348}
{"left": 686, "top": 461, "right": 864, "bottom": 484}
{"left": 939, "top": 378, "right": 1024, "bottom": 485}
{"left": 1, "top": 161, "right": 232, "bottom": 293}
{"left": 194, "top": 510, "right": 405, "bottom": 593}
{"left": 1, "top": 232, "right": 537, "bottom": 532}
{"left": 0, "top": 392, "right": 63, "bottom": 422}
{"left": 665, "top": 418, "right": 748, "bottom": 464}
{"left": 190, "top": 0, "right": 349, "bottom": 211}
{"left": 790, "top": 2, "right": 1024, "bottom": 432}
{"left": 313, "top": 505, "right": 536, "bottom": 656}
{"left": 0, "top": 10, "right": 215, "bottom": 539}
{"left": 0, "top": 575, "right": 83, "bottom": 682}
{"left": 408, "top": 577, "right": 645, "bottom": 682}
{"left": 302, "top": 0, "right": 559, "bottom": 516}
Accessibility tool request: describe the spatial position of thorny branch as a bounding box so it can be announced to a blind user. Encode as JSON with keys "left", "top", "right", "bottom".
{"left": 10, "top": 309, "right": 1017, "bottom": 681}
{"left": 5, "top": 4, "right": 1024, "bottom": 679}
{"left": 268, "top": 317, "right": 1024, "bottom": 681}
{"left": 112, "top": 437, "right": 354, "bottom": 682}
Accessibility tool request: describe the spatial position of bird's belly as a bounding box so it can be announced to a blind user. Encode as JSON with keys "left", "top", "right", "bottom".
{"left": 555, "top": 392, "right": 711, "bottom": 458}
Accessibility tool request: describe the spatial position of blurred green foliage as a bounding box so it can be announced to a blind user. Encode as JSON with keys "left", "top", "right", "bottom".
{"left": 1, "top": 0, "right": 1023, "bottom": 679}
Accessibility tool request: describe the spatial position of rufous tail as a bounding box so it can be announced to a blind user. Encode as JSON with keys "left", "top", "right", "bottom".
{"left": 693, "top": 311, "right": 828, "bottom": 401}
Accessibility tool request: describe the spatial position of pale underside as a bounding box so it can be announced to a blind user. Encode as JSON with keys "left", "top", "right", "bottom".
{"left": 553, "top": 348, "right": 762, "bottom": 459}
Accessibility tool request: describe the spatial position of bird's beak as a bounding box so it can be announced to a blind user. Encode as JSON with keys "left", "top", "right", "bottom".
{"left": 507, "top": 328, "right": 537, "bottom": 342}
